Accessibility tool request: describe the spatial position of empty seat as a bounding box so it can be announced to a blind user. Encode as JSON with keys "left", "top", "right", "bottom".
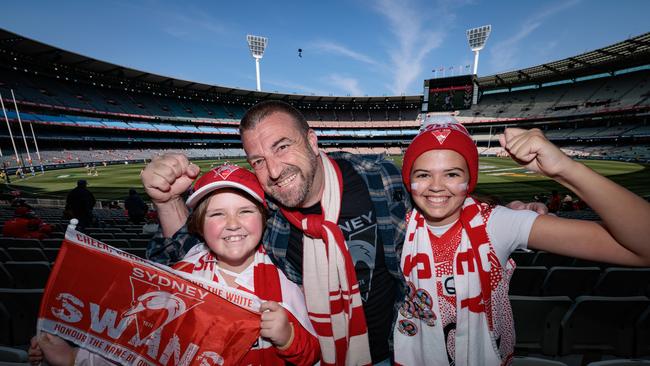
{"left": 532, "top": 251, "right": 575, "bottom": 267}
{"left": 125, "top": 247, "right": 146, "bottom": 258}
{"left": 0, "top": 248, "right": 11, "bottom": 262}
{"left": 113, "top": 232, "right": 137, "bottom": 240}
{"left": 0, "top": 238, "right": 41, "bottom": 249}
{"left": 130, "top": 239, "right": 150, "bottom": 248}
{"left": 43, "top": 248, "right": 60, "bottom": 262}
{"left": 512, "top": 356, "right": 569, "bottom": 366}
{"left": 560, "top": 296, "right": 649, "bottom": 357}
{"left": 40, "top": 238, "right": 62, "bottom": 248}
{"left": 541, "top": 267, "right": 601, "bottom": 298}
{"left": 3, "top": 261, "right": 51, "bottom": 289}
{"left": 0, "top": 263, "right": 13, "bottom": 288}
{"left": 510, "top": 250, "right": 535, "bottom": 266}
{"left": 587, "top": 361, "right": 650, "bottom": 365}
{"left": 593, "top": 268, "right": 650, "bottom": 297}
{"left": 510, "top": 295, "right": 572, "bottom": 355}
{"left": 636, "top": 307, "right": 650, "bottom": 357}
{"left": 0, "top": 302, "right": 11, "bottom": 346}
{"left": 510, "top": 266, "right": 547, "bottom": 296}
{"left": 90, "top": 233, "right": 114, "bottom": 240}
{"left": 103, "top": 239, "right": 130, "bottom": 249}
{"left": 6, "top": 247, "right": 49, "bottom": 262}
{"left": 0, "top": 288, "right": 44, "bottom": 346}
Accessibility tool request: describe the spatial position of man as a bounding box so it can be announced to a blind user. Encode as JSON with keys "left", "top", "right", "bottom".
{"left": 143, "top": 100, "right": 407, "bottom": 365}
{"left": 124, "top": 188, "right": 148, "bottom": 224}
{"left": 142, "top": 100, "right": 546, "bottom": 365}
{"left": 65, "top": 179, "right": 96, "bottom": 229}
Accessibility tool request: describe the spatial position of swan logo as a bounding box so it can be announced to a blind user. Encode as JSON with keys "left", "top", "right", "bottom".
{"left": 126, "top": 276, "right": 204, "bottom": 341}
{"left": 215, "top": 164, "right": 239, "bottom": 180}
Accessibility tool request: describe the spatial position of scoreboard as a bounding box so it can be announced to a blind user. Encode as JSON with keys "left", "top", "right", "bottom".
{"left": 422, "top": 75, "right": 476, "bottom": 112}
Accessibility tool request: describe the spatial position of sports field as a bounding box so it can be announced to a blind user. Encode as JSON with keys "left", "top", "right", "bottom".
{"left": 3, "top": 157, "right": 649, "bottom": 204}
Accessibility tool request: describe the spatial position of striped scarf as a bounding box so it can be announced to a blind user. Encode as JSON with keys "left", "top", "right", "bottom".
{"left": 280, "top": 152, "right": 371, "bottom": 366}
{"left": 173, "top": 244, "right": 315, "bottom": 339}
{"left": 394, "top": 197, "right": 515, "bottom": 366}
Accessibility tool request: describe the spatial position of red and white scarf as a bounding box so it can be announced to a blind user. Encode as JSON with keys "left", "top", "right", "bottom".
{"left": 394, "top": 197, "right": 515, "bottom": 366}
{"left": 173, "top": 244, "right": 315, "bottom": 342}
{"left": 280, "top": 152, "right": 372, "bottom": 366}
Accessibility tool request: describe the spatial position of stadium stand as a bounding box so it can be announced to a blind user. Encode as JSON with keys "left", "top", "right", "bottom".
{"left": 0, "top": 28, "right": 649, "bottom": 364}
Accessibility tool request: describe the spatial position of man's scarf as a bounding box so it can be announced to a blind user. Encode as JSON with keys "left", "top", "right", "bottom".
{"left": 280, "top": 152, "right": 371, "bottom": 366}
{"left": 394, "top": 197, "right": 515, "bottom": 366}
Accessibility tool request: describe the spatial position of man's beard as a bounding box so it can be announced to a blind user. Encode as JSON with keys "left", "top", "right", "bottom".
{"left": 268, "top": 152, "right": 319, "bottom": 208}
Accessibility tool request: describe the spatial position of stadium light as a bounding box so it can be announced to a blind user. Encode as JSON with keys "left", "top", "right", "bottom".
{"left": 246, "top": 35, "right": 268, "bottom": 92}
{"left": 466, "top": 25, "right": 491, "bottom": 105}
{"left": 466, "top": 25, "right": 491, "bottom": 75}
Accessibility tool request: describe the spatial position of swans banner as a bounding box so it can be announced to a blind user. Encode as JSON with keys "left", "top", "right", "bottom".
{"left": 37, "top": 228, "right": 261, "bottom": 366}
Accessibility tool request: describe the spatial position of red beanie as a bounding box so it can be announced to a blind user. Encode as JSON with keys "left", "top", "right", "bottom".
{"left": 402, "top": 121, "right": 478, "bottom": 193}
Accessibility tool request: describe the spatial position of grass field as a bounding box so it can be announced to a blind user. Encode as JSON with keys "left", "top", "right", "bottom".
{"left": 3, "top": 157, "right": 649, "bottom": 204}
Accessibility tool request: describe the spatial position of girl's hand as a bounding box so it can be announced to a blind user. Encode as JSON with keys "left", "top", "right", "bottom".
{"left": 34, "top": 333, "right": 78, "bottom": 366}
{"left": 499, "top": 128, "right": 575, "bottom": 178}
{"left": 28, "top": 336, "right": 43, "bottom": 366}
{"left": 260, "top": 301, "right": 293, "bottom": 348}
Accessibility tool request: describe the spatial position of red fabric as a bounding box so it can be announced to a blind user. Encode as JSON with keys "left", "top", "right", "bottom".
{"left": 38, "top": 230, "right": 260, "bottom": 366}
{"left": 402, "top": 122, "right": 478, "bottom": 193}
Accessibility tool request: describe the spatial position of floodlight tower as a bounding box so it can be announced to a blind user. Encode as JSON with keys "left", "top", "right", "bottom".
{"left": 465, "top": 25, "right": 491, "bottom": 104}
{"left": 246, "top": 35, "right": 268, "bottom": 91}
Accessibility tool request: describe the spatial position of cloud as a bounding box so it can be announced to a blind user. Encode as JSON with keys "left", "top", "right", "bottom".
{"left": 312, "top": 41, "right": 380, "bottom": 66}
{"left": 324, "top": 74, "right": 363, "bottom": 96}
{"left": 489, "top": 0, "right": 581, "bottom": 72}
{"left": 373, "top": 0, "right": 446, "bottom": 95}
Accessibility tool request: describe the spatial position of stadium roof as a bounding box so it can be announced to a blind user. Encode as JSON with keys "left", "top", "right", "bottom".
{"left": 478, "top": 32, "right": 650, "bottom": 89}
{"left": 1, "top": 28, "right": 649, "bottom": 102}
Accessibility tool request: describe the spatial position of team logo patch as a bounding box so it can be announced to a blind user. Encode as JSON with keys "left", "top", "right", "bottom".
{"left": 398, "top": 319, "right": 418, "bottom": 336}
{"left": 214, "top": 164, "right": 239, "bottom": 180}
{"left": 431, "top": 129, "right": 451, "bottom": 144}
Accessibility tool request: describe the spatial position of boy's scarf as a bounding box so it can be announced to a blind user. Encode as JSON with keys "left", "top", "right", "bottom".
{"left": 280, "top": 152, "right": 371, "bottom": 366}
{"left": 174, "top": 245, "right": 315, "bottom": 340}
{"left": 394, "top": 197, "right": 515, "bottom": 366}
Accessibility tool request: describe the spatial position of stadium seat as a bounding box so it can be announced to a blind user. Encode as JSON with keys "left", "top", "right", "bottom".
{"left": 593, "top": 268, "right": 650, "bottom": 297}
{"left": 512, "top": 357, "right": 568, "bottom": 366}
{"left": 541, "top": 267, "right": 601, "bottom": 298}
{"left": 0, "top": 238, "right": 41, "bottom": 250}
{"left": 131, "top": 239, "right": 150, "bottom": 248}
{"left": 532, "top": 251, "right": 575, "bottom": 267}
{"left": 40, "top": 238, "right": 62, "bottom": 248}
{"left": 113, "top": 232, "right": 137, "bottom": 240}
{"left": 0, "top": 302, "right": 11, "bottom": 345}
{"left": 43, "top": 248, "right": 60, "bottom": 262}
{"left": 587, "top": 361, "right": 650, "bottom": 366}
{"left": 510, "top": 250, "right": 535, "bottom": 266}
{"left": 510, "top": 295, "right": 572, "bottom": 355}
{"left": 0, "top": 288, "right": 44, "bottom": 346}
{"left": 90, "top": 233, "right": 114, "bottom": 240}
{"left": 509, "top": 266, "right": 547, "bottom": 296}
{"left": 0, "top": 263, "right": 14, "bottom": 288}
{"left": 6, "top": 247, "right": 49, "bottom": 262}
{"left": 636, "top": 307, "right": 650, "bottom": 357}
{"left": 0, "top": 345, "right": 28, "bottom": 363}
{"left": 125, "top": 247, "right": 146, "bottom": 258}
{"left": 3, "top": 261, "right": 51, "bottom": 289}
{"left": 560, "top": 296, "right": 649, "bottom": 357}
{"left": 0, "top": 248, "right": 11, "bottom": 262}
{"left": 103, "top": 239, "right": 130, "bottom": 249}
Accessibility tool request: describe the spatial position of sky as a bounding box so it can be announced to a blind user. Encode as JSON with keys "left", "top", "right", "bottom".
{"left": 1, "top": 0, "right": 648, "bottom": 97}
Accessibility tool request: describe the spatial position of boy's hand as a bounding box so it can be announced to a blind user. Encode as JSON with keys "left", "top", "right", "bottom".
{"left": 499, "top": 128, "right": 575, "bottom": 178}
{"left": 260, "top": 301, "right": 293, "bottom": 348}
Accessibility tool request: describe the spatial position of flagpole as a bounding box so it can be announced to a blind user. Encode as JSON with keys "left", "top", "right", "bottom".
{"left": 11, "top": 89, "right": 32, "bottom": 167}
{"left": 0, "top": 92, "right": 21, "bottom": 166}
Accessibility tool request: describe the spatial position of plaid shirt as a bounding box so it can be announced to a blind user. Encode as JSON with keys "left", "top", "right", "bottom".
{"left": 147, "top": 152, "right": 410, "bottom": 301}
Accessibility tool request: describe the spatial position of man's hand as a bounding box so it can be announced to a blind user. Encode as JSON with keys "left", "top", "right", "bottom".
{"left": 141, "top": 153, "right": 200, "bottom": 205}
{"left": 260, "top": 301, "right": 293, "bottom": 349}
{"left": 506, "top": 200, "right": 549, "bottom": 215}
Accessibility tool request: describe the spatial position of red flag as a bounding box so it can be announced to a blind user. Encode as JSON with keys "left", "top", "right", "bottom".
{"left": 38, "top": 229, "right": 260, "bottom": 366}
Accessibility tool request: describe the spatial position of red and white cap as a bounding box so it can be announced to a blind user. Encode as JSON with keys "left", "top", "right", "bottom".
{"left": 402, "top": 118, "right": 479, "bottom": 194}
{"left": 186, "top": 164, "right": 266, "bottom": 209}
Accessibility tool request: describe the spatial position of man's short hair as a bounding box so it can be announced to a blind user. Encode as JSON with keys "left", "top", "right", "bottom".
{"left": 77, "top": 179, "right": 87, "bottom": 187}
{"left": 239, "top": 100, "right": 309, "bottom": 136}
